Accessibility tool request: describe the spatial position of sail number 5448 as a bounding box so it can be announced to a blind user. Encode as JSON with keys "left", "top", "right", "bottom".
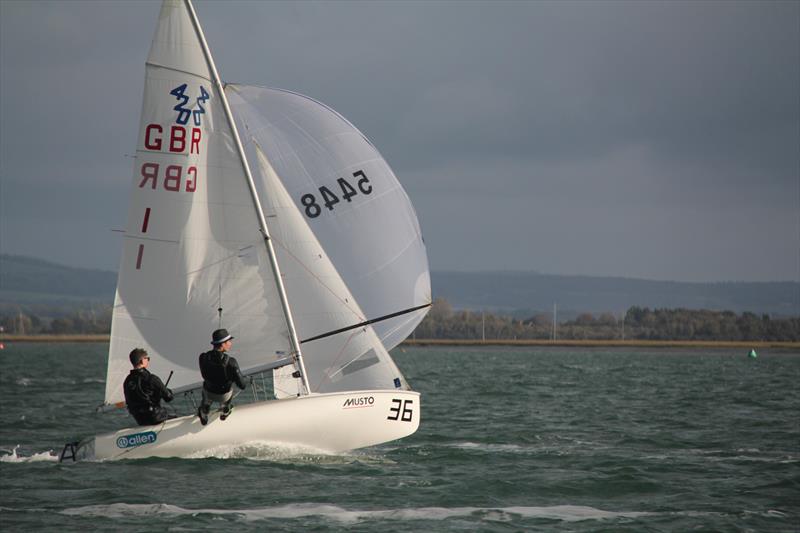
{"left": 387, "top": 399, "right": 413, "bottom": 422}
{"left": 300, "top": 170, "right": 372, "bottom": 218}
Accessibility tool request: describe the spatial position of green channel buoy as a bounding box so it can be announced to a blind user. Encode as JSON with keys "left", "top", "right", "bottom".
{"left": 748, "top": 349, "right": 758, "bottom": 358}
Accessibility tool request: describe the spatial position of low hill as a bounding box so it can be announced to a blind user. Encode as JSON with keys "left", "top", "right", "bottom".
{"left": 0, "top": 254, "right": 116, "bottom": 315}
{"left": 1, "top": 255, "right": 797, "bottom": 318}
{"left": 431, "top": 271, "right": 799, "bottom": 318}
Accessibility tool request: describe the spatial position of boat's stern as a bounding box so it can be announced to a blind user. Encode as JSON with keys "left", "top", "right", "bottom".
{"left": 329, "top": 390, "right": 421, "bottom": 450}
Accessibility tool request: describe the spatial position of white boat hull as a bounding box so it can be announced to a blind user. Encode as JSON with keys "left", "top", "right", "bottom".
{"left": 71, "top": 390, "right": 420, "bottom": 461}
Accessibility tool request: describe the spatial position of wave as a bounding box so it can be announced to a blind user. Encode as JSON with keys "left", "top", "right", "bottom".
{"left": 680, "top": 447, "right": 799, "bottom": 464}
{"left": 0, "top": 440, "right": 390, "bottom": 465}
{"left": 60, "top": 502, "right": 654, "bottom": 523}
{"left": 8, "top": 376, "right": 104, "bottom": 387}
{"left": 446, "top": 439, "right": 605, "bottom": 455}
{"left": 449, "top": 441, "right": 534, "bottom": 454}
{"left": 9, "top": 377, "right": 83, "bottom": 386}
{"left": 180, "top": 440, "right": 392, "bottom": 465}
{"left": 0, "top": 445, "right": 59, "bottom": 463}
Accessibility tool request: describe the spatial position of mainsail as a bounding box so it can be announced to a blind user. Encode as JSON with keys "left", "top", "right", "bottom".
{"left": 104, "top": 0, "right": 430, "bottom": 407}
{"left": 105, "top": 0, "right": 292, "bottom": 405}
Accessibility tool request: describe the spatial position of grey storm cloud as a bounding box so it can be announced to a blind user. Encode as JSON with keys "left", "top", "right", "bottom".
{"left": 1, "top": 0, "right": 798, "bottom": 282}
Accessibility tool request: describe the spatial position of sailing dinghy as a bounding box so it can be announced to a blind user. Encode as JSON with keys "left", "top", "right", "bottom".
{"left": 62, "top": 0, "right": 430, "bottom": 461}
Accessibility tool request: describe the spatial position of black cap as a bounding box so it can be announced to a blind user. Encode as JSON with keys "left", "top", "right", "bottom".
{"left": 211, "top": 328, "right": 234, "bottom": 345}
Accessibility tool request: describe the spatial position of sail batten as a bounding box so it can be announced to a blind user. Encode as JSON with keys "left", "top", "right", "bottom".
{"left": 145, "top": 62, "right": 214, "bottom": 82}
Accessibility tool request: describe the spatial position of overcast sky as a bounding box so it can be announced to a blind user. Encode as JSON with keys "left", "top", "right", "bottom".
{"left": 1, "top": 0, "right": 798, "bottom": 282}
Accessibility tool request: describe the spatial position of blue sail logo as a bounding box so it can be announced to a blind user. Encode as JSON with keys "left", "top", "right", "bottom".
{"left": 170, "top": 84, "right": 210, "bottom": 126}
{"left": 116, "top": 431, "right": 157, "bottom": 449}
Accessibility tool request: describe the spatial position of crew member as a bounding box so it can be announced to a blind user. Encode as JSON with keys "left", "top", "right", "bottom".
{"left": 197, "top": 328, "right": 247, "bottom": 425}
{"left": 123, "top": 348, "right": 174, "bottom": 426}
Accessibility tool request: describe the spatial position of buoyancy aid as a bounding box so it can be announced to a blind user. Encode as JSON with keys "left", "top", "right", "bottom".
{"left": 199, "top": 349, "right": 233, "bottom": 394}
{"left": 124, "top": 369, "right": 157, "bottom": 413}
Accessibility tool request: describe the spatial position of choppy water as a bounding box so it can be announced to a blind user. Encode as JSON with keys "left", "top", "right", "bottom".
{"left": 1, "top": 343, "right": 798, "bottom": 532}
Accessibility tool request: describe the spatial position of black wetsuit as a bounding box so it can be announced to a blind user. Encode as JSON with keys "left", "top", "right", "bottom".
{"left": 123, "top": 368, "right": 174, "bottom": 426}
{"left": 198, "top": 349, "right": 247, "bottom": 395}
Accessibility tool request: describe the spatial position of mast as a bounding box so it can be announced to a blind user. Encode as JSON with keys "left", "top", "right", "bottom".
{"left": 183, "top": 0, "right": 311, "bottom": 395}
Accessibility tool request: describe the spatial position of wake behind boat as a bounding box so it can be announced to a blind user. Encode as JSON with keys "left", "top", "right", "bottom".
{"left": 62, "top": 0, "right": 430, "bottom": 461}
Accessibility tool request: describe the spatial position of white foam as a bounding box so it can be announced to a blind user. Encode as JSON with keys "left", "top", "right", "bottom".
{"left": 663, "top": 447, "right": 797, "bottom": 464}
{"left": 450, "top": 441, "right": 532, "bottom": 453}
{"left": 506, "top": 505, "right": 651, "bottom": 521}
{"left": 181, "top": 440, "right": 388, "bottom": 464}
{"left": 60, "top": 502, "right": 653, "bottom": 524}
{"left": 187, "top": 440, "right": 333, "bottom": 461}
{"left": 0, "top": 445, "right": 59, "bottom": 463}
{"left": 448, "top": 440, "right": 602, "bottom": 456}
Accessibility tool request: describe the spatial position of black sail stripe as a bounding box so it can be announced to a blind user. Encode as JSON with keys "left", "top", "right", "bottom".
{"left": 300, "top": 303, "right": 432, "bottom": 344}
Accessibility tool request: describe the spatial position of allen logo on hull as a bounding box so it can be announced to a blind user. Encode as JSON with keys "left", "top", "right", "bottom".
{"left": 116, "top": 431, "right": 157, "bottom": 449}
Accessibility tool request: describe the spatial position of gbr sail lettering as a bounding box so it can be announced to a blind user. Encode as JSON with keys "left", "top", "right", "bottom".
{"left": 132, "top": 85, "right": 209, "bottom": 271}
{"left": 138, "top": 84, "right": 209, "bottom": 193}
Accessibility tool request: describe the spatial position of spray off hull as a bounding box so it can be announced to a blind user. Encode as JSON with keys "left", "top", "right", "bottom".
{"left": 72, "top": 390, "right": 420, "bottom": 461}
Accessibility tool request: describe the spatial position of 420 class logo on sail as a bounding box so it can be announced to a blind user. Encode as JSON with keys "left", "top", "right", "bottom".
{"left": 170, "top": 83, "right": 209, "bottom": 126}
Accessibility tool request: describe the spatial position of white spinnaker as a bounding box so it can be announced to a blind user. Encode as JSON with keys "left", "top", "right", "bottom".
{"left": 105, "top": 0, "right": 291, "bottom": 406}
{"left": 227, "top": 86, "right": 431, "bottom": 351}
{"left": 252, "top": 145, "right": 410, "bottom": 396}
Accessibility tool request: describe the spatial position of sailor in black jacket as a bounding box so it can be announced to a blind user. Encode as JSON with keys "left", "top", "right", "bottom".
{"left": 123, "top": 348, "right": 174, "bottom": 426}
{"left": 197, "top": 328, "right": 247, "bottom": 425}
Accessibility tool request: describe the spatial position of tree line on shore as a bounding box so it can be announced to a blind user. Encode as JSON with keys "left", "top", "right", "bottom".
{"left": 0, "top": 306, "right": 112, "bottom": 336}
{"left": 414, "top": 299, "right": 799, "bottom": 342}
{"left": 1, "top": 299, "right": 798, "bottom": 341}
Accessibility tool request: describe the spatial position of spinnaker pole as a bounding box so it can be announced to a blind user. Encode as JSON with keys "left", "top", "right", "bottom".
{"left": 183, "top": 0, "right": 311, "bottom": 395}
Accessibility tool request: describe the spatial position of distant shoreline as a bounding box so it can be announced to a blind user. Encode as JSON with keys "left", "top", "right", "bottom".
{"left": 1, "top": 334, "right": 797, "bottom": 350}
{"left": 1, "top": 334, "right": 110, "bottom": 343}
{"left": 403, "top": 339, "right": 800, "bottom": 349}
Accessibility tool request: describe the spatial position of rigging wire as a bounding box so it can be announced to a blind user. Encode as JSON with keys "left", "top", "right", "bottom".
{"left": 217, "top": 280, "right": 223, "bottom": 327}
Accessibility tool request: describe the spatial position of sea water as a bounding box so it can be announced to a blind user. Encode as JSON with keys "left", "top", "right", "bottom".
{"left": 1, "top": 343, "right": 798, "bottom": 532}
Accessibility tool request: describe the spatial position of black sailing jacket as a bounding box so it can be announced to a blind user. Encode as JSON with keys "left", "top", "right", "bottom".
{"left": 123, "top": 368, "right": 173, "bottom": 419}
{"left": 198, "top": 349, "right": 247, "bottom": 395}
